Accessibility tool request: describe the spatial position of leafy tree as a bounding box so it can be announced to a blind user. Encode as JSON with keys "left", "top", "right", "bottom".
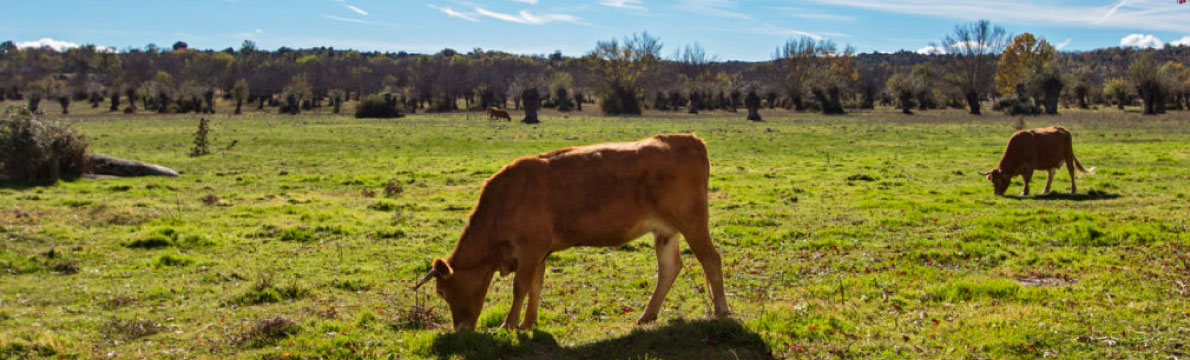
{"left": 1127, "top": 56, "right": 1166, "bottom": 115}
{"left": 1024, "top": 62, "right": 1064, "bottom": 115}
{"left": 232, "top": 79, "right": 250, "bottom": 114}
{"left": 996, "top": 33, "right": 1055, "bottom": 96}
{"left": 887, "top": 72, "right": 923, "bottom": 114}
{"left": 586, "top": 32, "right": 661, "bottom": 115}
{"left": 1103, "top": 78, "right": 1129, "bottom": 110}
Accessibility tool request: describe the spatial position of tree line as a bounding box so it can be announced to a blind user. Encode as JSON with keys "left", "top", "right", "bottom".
{"left": 2, "top": 20, "right": 1189, "bottom": 119}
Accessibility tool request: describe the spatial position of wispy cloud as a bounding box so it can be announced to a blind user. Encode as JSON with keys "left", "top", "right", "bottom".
{"left": 509, "top": 0, "right": 538, "bottom": 4}
{"left": 1120, "top": 33, "right": 1162, "bottom": 48}
{"left": 771, "top": 7, "right": 854, "bottom": 21}
{"left": 599, "top": 0, "right": 647, "bottom": 11}
{"left": 320, "top": 14, "right": 369, "bottom": 24}
{"left": 343, "top": 4, "right": 368, "bottom": 15}
{"left": 681, "top": 0, "right": 751, "bottom": 20}
{"left": 805, "top": 0, "right": 1190, "bottom": 33}
{"left": 723, "top": 23, "right": 831, "bottom": 41}
{"left": 1054, "top": 38, "right": 1072, "bottom": 50}
{"left": 429, "top": 5, "right": 480, "bottom": 22}
{"left": 474, "top": 7, "right": 583, "bottom": 25}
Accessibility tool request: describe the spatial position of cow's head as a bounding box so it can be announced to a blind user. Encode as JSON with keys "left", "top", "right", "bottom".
{"left": 981, "top": 168, "right": 1010, "bottom": 195}
{"left": 412, "top": 257, "right": 493, "bottom": 330}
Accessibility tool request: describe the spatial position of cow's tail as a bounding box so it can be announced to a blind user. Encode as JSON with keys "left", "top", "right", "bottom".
{"left": 1072, "top": 156, "right": 1094, "bottom": 175}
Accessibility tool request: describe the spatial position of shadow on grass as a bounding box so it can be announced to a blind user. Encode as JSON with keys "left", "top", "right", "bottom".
{"left": 1004, "top": 190, "right": 1120, "bottom": 201}
{"left": 427, "top": 318, "right": 773, "bottom": 360}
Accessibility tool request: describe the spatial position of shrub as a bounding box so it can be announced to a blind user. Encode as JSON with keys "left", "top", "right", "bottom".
{"left": 231, "top": 316, "right": 300, "bottom": 347}
{"left": 994, "top": 97, "right": 1041, "bottom": 116}
{"left": 154, "top": 254, "right": 194, "bottom": 267}
{"left": 0, "top": 106, "right": 89, "bottom": 184}
{"left": 190, "top": 118, "right": 210, "bottom": 157}
{"left": 354, "top": 94, "right": 403, "bottom": 119}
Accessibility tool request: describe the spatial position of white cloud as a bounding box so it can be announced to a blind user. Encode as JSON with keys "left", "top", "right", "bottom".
{"left": 806, "top": 0, "right": 1190, "bottom": 33}
{"left": 599, "top": 0, "right": 647, "bottom": 11}
{"left": 429, "top": 5, "right": 480, "bottom": 22}
{"left": 256, "top": 28, "right": 263, "bottom": 34}
{"left": 1054, "top": 38, "right": 1072, "bottom": 50}
{"left": 681, "top": 0, "right": 751, "bottom": 20}
{"left": 320, "top": 14, "right": 369, "bottom": 24}
{"left": 916, "top": 45, "right": 946, "bottom": 54}
{"left": 1120, "top": 33, "right": 1162, "bottom": 48}
{"left": 510, "top": 0, "right": 538, "bottom": 4}
{"left": 15, "top": 38, "right": 113, "bottom": 52}
{"left": 474, "top": 7, "right": 583, "bottom": 25}
{"left": 1171, "top": 36, "right": 1190, "bottom": 47}
{"left": 343, "top": 4, "right": 368, "bottom": 15}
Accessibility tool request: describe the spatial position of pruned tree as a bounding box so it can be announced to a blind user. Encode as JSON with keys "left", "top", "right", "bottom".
{"left": 522, "top": 88, "right": 541, "bottom": 124}
{"left": 887, "top": 72, "right": 923, "bottom": 114}
{"left": 1127, "top": 55, "right": 1166, "bottom": 115}
{"left": 1103, "top": 78, "right": 1129, "bottom": 110}
{"left": 1023, "top": 62, "right": 1064, "bottom": 115}
{"left": 586, "top": 32, "right": 662, "bottom": 115}
{"left": 744, "top": 88, "right": 762, "bottom": 121}
{"left": 232, "top": 79, "right": 250, "bottom": 114}
{"left": 938, "top": 20, "right": 1009, "bottom": 115}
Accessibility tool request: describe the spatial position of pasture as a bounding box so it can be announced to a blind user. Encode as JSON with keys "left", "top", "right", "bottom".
{"left": 1, "top": 106, "right": 1188, "bottom": 359}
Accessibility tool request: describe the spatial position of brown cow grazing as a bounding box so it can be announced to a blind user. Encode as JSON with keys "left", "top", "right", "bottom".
{"left": 412, "top": 134, "right": 730, "bottom": 330}
{"left": 487, "top": 107, "right": 511, "bottom": 121}
{"left": 982, "top": 126, "right": 1094, "bottom": 196}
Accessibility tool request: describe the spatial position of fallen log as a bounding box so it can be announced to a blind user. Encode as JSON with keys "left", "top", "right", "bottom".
{"left": 87, "top": 154, "right": 179, "bottom": 177}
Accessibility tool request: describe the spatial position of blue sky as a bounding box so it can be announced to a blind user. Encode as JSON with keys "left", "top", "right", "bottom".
{"left": 3, "top": 0, "right": 1189, "bottom": 60}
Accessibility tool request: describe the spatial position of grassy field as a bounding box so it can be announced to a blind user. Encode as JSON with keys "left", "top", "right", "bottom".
{"left": 1, "top": 104, "right": 1189, "bottom": 359}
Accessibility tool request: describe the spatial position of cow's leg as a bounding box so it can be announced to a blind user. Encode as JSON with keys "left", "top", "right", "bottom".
{"left": 519, "top": 258, "right": 547, "bottom": 329}
{"left": 1066, "top": 157, "right": 1078, "bottom": 194}
{"left": 501, "top": 260, "right": 539, "bottom": 330}
{"left": 1042, "top": 169, "right": 1055, "bottom": 194}
{"left": 677, "top": 219, "right": 730, "bottom": 318}
{"left": 1020, "top": 170, "right": 1033, "bottom": 196}
{"left": 638, "top": 231, "right": 682, "bottom": 325}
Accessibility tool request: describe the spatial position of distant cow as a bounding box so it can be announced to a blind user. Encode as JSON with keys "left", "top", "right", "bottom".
{"left": 982, "top": 126, "right": 1094, "bottom": 196}
{"left": 487, "top": 107, "right": 511, "bottom": 121}
{"left": 413, "top": 134, "right": 730, "bottom": 330}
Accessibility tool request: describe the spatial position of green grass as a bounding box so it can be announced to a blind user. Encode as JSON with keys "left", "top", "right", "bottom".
{"left": 1, "top": 106, "right": 1188, "bottom": 359}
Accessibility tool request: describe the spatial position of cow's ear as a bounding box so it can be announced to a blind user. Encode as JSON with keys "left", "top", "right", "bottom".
{"left": 432, "top": 258, "right": 454, "bottom": 280}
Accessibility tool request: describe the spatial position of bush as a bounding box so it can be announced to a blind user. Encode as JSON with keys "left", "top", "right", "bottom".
{"left": 0, "top": 106, "right": 89, "bottom": 184}
{"left": 994, "top": 97, "right": 1041, "bottom": 116}
{"left": 354, "top": 94, "right": 404, "bottom": 119}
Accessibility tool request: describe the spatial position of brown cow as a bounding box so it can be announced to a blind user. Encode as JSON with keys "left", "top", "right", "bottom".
{"left": 487, "top": 107, "right": 511, "bottom": 121}
{"left": 982, "top": 126, "right": 1094, "bottom": 196}
{"left": 413, "top": 134, "right": 730, "bottom": 330}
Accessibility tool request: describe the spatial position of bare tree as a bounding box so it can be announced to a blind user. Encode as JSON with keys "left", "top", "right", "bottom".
{"left": 937, "top": 20, "right": 1009, "bottom": 115}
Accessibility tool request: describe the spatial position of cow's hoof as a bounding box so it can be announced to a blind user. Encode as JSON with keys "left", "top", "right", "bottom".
{"left": 499, "top": 321, "right": 518, "bottom": 331}
{"left": 636, "top": 314, "right": 658, "bottom": 325}
{"left": 517, "top": 322, "right": 535, "bottom": 330}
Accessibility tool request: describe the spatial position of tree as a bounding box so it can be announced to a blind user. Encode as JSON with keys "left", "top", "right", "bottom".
{"left": 676, "top": 42, "right": 715, "bottom": 114}
{"left": 1127, "top": 55, "right": 1167, "bottom": 115}
{"left": 996, "top": 33, "right": 1055, "bottom": 96}
{"left": 586, "top": 32, "right": 661, "bottom": 115}
{"left": 1024, "top": 62, "right": 1064, "bottom": 115}
{"left": 805, "top": 42, "right": 857, "bottom": 115}
{"left": 1103, "top": 78, "right": 1129, "bottom": 110}
{"left": 887, "top": 72, "right": 923, "bottom": 114}
{"left": 939, "top": 20, "right": 1009, "bottom": 114}
{"left": 744, "top": 89, "right": 762, "bottom": 121}
{"left": 232, "top": 79, "right": 250, "bottom": 114}
{"left": 281, "top": 75, "right": 311, "bottom": 115}
{"left": 773, "top": 37, "right": 818, "bottom": 111}
{"left": 522, "top": 88, "right": 541, "bottom": 124}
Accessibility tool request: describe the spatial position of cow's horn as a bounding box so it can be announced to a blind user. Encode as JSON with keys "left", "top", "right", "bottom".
{"left": 979, "top": 171, "right": 990, "bottom": 176}
{"left": 411, "top": 268, "right": 437, "bottom": 291}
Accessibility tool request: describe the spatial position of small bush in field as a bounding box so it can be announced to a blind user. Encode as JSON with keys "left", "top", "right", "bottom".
{"left": 190, "top": 118, "right": 210, "bottom": 157}
{"left": 354, "top": 95, "right": 403, "bottom": 119}
{"left": 0, "top": 106, "right": 89, "bottom": 184}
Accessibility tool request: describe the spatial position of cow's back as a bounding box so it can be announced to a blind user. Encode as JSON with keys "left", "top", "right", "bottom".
{"left": 495, "top": 134, "right": 709, "bottom": 247}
